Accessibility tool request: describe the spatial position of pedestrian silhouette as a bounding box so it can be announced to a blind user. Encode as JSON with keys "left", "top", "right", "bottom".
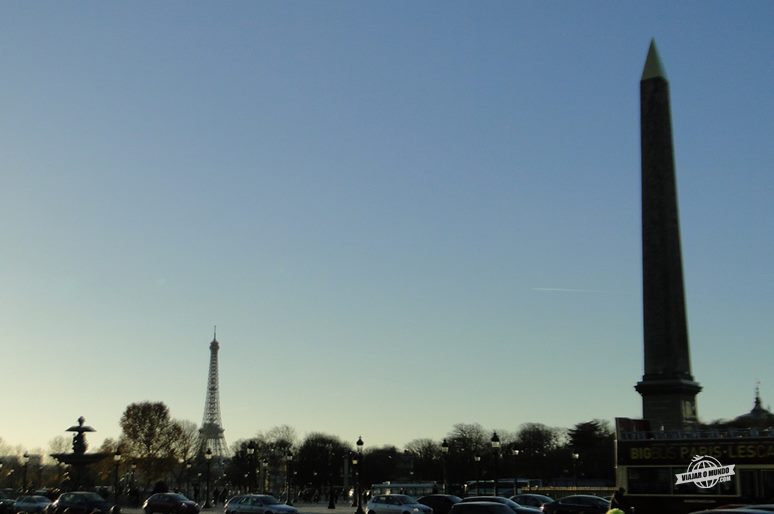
{"left": 609, "top": 487, "right": 631, "bottom": 513}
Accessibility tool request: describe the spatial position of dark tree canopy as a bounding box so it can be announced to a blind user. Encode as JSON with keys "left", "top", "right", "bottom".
{"left": 566, "top": 419, "right": 614, "bottom": 481}
{"left": 568, "top": 419, "right": 612, "bottom": 450}
{"left": 120, "top": 402, "right": 182, "bottom": 458}
{"left": 404, "top": 439, "right": 442, "bottom": 481}
{"left": 103, "top": 401, "right": 618, "bottom": 491}
{"left": 119, "top": 401, "right": 186, "bottom": 486}
{"left": 295, "top": 433, "right": 350, "bottom": 489}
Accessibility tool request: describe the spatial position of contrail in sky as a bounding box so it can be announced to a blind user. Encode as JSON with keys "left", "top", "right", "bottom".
{"left": 531, "top": 287, "right": 608, "bottom": 293}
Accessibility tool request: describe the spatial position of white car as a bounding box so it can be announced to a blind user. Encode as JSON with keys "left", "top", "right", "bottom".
{"left": 367, "top": 495, "right": 433, "bottom": 514}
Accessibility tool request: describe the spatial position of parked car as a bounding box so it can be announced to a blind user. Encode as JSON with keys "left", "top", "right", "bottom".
{"left": 46, "top": 492, "right": 111, "bottom": 514}
{"left": 689, "top": 510, "right": 773, "bottom": 514}
{"left": 0, "top": 492, "right": 17, "bottom": 514}
{"left": 417, "top": 495, "right": 462, "bottom": 514}
{"left": 449, "top": 502, "right": 515, "bottom": 514}
{"left": 540, "top": 495, "right": 609, "bottom": 514}
{"left": 143, "top": 493, "right": 200, "bottom": 514}
{"left": 224, "top": 495, "right": 298, "bottom": 514}
{"left": 14, "top": 496, "right": 52, "bottom": 514}
{"left": 508, "top": 495, "right": 553, "bottom": 509}
{"left": 366, "top": 494, "right": 433, "bottom": 514}
{"left": 460, "top": 497, "right": 540, "bottom": 514}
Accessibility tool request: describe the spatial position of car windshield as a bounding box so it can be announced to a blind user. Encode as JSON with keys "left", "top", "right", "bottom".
{"left": 464, "top": 498, "right": 507, "bottom": 505}
{"left": 453, "top": 504, "right": 509, "bottom": 514}
{"left": 80, "top": 493, "right": 105, "bottom": 502}
{"left": 169, "top": 494, "right": 189, "bottom": 501}
{"left": 260, "top": 496, "right": 281, "bottom": 505}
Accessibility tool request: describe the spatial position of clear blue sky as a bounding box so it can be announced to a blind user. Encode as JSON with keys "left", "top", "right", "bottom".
{"left": 2, "top": 1, "right": 772, "bottom": 456}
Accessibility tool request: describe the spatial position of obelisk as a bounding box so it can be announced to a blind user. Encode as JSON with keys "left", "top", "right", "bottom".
{"left": 634, "top": 40, "right": 702, "bottom": 430}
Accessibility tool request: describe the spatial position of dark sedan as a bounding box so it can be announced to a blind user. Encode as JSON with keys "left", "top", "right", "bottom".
{"left": 224, "top": 495, "right": 298, "bottom": 514}
{"left": 460, "top": 497, "right": 540, "bottom": 514}
{"left": 14, "top": 496, "right": 52, "bottom": 514}
{"left": 143, "top": 493, "right": 200, "bottom": 514}
{"left": 540, "top": 495, "right": 609, "bottom": 514}
{"left": 508, "top": 495, "right": 553, "bottom": 509}
{"left": 0, "top": 492, "right": 17, "bottom": 514}
{"left": 417, "top": 495, "right": 462, "bottom": 514}
{"left": 689, "top": 510, "right": 774, "bottom": 514}
{"left": 450, "top": 502, "right": 515, "bottom": 514}
{"left": 46, "top": 492, "right": 111, "bottom": 514}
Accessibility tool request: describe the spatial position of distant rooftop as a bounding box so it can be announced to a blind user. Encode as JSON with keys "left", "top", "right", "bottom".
{"left": 618, "top": 426, "right": 774, "bottom": 441}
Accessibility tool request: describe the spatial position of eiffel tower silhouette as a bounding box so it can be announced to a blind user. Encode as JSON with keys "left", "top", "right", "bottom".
{"left": 199, "top": 327, "right": 228, "bottom": 457}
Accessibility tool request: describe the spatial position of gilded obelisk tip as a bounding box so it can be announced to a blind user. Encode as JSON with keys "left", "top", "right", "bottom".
{"left": 642, "top": 39, "right": 667, "bottom": 81}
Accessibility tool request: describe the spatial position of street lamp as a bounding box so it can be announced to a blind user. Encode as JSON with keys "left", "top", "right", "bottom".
{"left": 22, "top": 452, "right": 30, "bottom": 492}
{"left": 440, "top": 439, "right": 449, "bottom": 494}
{"left": 326, "top": 443, "right": 335, "bottom": 510}
{"left": 204, "top": 448, "right": 213, "bottom": 508}
{"left": 263, "top": 459, "right": 270, "bottom": 493}
{"left": 474, "top": 455, "right": 481, "bottom": 495}
{"left": 490, "top": 432, "right": 500, "bottom": 496}
{"left": 177, "top": 458, "right": 185, "bottom": 492}
{"left": 350, "top": 453, "right": 358, "bottom": 508}
{"left": 114, "top": 450, "right": 122, "bottom": 504}
{"left": 247, "top": 442, "right": 256, "bottom": 493}
{"left": 285, "top": 451, "right": 293, "bottom": 505}
{"left": 354, "top": 436, "right": 364, "bottom": 514}
{"left": 131, "top": 461, "right": 137, "bottom": 498}
{"left": 186, "top": 462, "right": 192, "bottom": 498}
{"left": 511, "top": 449, "right": 520, "bottom": 495}
{"left": 571, "top": 452, "right": 579, "bottom": 488}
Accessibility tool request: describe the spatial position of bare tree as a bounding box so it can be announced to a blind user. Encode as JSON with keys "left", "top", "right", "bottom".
{"left": 48, "top": 436, "right": 71, "bottom": 457}
{"left": 446, "top": 423, "right": 488, "bottom": 454}
{"left": 264, "top": 425, "right": 298, "bottom": 449}
{"left": 404, "top": 438, "right": 443, "bottom": 483}
{"left": 171, "top": 420, "right": 200, "bottom": 462}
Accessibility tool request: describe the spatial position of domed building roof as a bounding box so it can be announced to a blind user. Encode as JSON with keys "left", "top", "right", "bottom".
{"left": 728, "top": 385, "right": 774, "bottom": 428}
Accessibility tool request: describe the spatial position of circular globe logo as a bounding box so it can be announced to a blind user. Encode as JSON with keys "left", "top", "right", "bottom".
{"left": 675, "top": 455, "right": 735, "bottom": 489}
{"left": 688, "top": 456, "right": 723, "bottom": 488}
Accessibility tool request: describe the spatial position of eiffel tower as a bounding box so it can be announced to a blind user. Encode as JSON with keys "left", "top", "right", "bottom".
{"left": 199, "top": 328, "right": 228, "bottom": 457}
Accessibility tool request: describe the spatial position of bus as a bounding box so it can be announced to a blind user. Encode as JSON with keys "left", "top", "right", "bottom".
{"left": 370, "top": 482, "right": 440, "bottom": 498}
{"left": 463, "top": 479, "right": 541, "bottom": 497}
{"left": 615, "top": 418, "right": 774, "bottom": 513}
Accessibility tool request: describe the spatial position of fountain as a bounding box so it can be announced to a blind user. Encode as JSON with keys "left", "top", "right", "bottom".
{"left": 51, "top": 416, "right": 110, "bottom": 490}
